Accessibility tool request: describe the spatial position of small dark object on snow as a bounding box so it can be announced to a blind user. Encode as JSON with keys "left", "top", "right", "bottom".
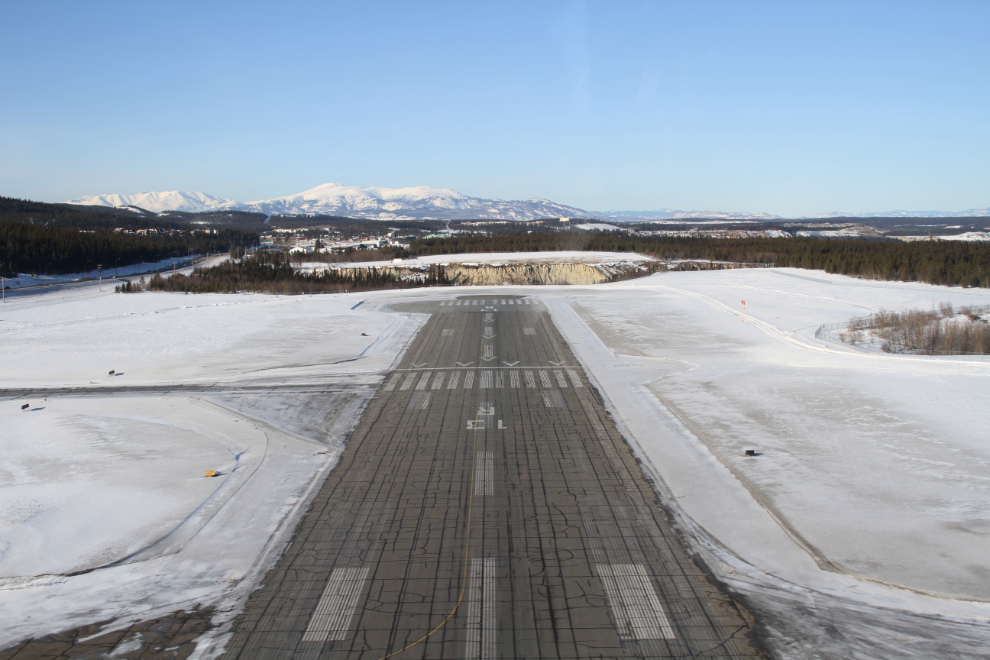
{"left": 21, "top": 403, "right": 29, "bottom": 410}
{"left": 361, "top": 333, "right": 368, "bottom": 336}
{"left": 745, "top": 449, "right": 756, "bottom": 457}
{"left": 108, "top": 370, "right": 115, "bottom": 376}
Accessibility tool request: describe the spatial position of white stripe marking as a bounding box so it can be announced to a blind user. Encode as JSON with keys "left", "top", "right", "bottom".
{"left": 554, "top": 370, "right": 568, "bottom": 388}
{"left": 400, "top": 373, "right": 417, "bottom": 391}
{"left": 523, "top": 327, "right": 535, "bottom": 335}
{"left": 465, "top": 558, "right": 497, "bottom": 659}
{"left": 463, "top": 371, "right": 475, "bottom": 389}
{"left": 447, "top": 372, "right": 460, "bottom": 389}
{"left": 567, "top": 370, "right": 583, "bottom": 388}
{"left": 382, "top": 375, "right": 401, "bottom": 391}
{"left": 301, "top": 566, "right": 370, "bottom": 642}
{"left": 509, "top": 371, "right": 520, "bottom": 388}
{"left": 408, "top": 392, "right": 431, "bottom": 410}
{"left": 539, "top": 370, "right": 552, "bottom": 388}
{"left": 523, "top": 371, "right": 536, "bottom": 388}
{"left": 542, "top": 390, "right": 564, "bottom": 408}
{"left": 596, "top": 564, "right": 676, "bottom": 640}
{"left": 415, "top": 373, "right": 431, "bottom": 390}
{"left": 431, "top": 372, "right": 446, "bottom": 390}
{"left": 479, "top": 371, "right": 493, "bottom": 389}
{"left": 474, "top": 451, "right": 493, "bottom": 496}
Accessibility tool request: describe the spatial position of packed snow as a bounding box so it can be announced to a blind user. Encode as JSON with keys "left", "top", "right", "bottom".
{"left": 3, "top": 262, "right": 990, "bottom": 659}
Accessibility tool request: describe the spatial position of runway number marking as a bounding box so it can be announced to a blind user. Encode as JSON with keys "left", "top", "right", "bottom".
{"left": 509, "top": 371, "right": 520, "bottom": 388}
{"left": 596, "top": 564, "right": 676, "bottom": 640}
{"left": 301, "top": 566, "right": 371, "bottom": 642}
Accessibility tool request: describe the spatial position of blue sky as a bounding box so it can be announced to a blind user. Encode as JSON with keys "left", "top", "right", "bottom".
{"left": 1, "top": 0, "right": 987, "bottom": 216}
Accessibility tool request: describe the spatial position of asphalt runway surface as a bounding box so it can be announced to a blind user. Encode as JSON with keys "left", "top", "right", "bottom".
{"left": 221, "top": 295, "right": 762, "bottom": 660}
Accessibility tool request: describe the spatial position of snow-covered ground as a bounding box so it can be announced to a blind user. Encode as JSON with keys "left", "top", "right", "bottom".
{"left": 3, "top": 262, "right": 990, "bottom": 658}
{"left": 547, "top": 268, "right": 990, "bottom": 659}
{"left": 0, "top": 289, "right": 426, "bottom": 649}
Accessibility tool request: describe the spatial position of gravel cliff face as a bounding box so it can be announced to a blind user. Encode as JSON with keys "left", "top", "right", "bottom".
{"left": 446, "top": 263, "right": 614, "bottom": 285}
{"left": 333, "top": 261, "right": 658, "bottom": 286}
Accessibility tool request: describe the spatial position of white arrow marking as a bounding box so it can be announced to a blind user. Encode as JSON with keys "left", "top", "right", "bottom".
{"left": 502, "top": 361, "right": 519, "bottom": 367}
{"left": 413, "top": 362, "right": 429, "bottom": 367}
{"left": 455, "top": 361, "right": 474, "bottom": 367}
{"left": 481, "top": 357, "right": 497, "bottom": 363}
{"left": 482, "top": 328, "right": 495, "bottom": 338}
{"left": 548, "top": 360, "right": 563, "bottom": 366}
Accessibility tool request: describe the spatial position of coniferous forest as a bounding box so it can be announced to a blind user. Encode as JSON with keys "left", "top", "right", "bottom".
{"left": 403, "top": 232, "right": 990, "bottom": 288}
{"left": 144, "top": 250, "right": 450, "bottom": 294}
{"left": 0, "top": 197, "right": 257, "bottom": 276}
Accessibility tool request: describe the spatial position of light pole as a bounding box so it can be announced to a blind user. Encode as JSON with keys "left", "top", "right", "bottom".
{"left": 97, "top": 265, "right": 103, "bottom": 292}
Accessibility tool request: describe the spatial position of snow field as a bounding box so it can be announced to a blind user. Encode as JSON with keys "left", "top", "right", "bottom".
{"left": 0, "top": 289, "right": 427, "bottom": 648}
{"left": 549, "top": 267, "right": 990, "bottom": 657}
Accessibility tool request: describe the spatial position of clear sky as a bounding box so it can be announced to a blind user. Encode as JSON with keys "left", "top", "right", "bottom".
{"left": 1, "top": 0, "right": 987, "bottom": 216}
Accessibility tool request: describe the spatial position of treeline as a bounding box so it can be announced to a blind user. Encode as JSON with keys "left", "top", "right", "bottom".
{"left": 0, "top": 196, "right": 258, "bottom": 276}
{"left": 143, "top": 250, "right": 450, "bottom": 294}
{"left": 847, "top": 303, "right": 990, "bottom": 354}
{"left": 404, "top": 232, "right": 990, "bottom": 288}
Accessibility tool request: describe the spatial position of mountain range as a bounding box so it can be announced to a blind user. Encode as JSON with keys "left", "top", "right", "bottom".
{"left": 65, "top": 183, "right": 588, "bottom": 221}
{"left": 64, "top": 183, "right": 990, "bottom": 221}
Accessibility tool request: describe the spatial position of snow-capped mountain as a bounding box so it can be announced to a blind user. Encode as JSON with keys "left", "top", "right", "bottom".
{"left": 64, "top": 190, "right": 242, "bottom": 214}
{"left": 65, "top": 185, "right": 989, "bottom": 221}
{"left": 65, "top": 183, "right": 591, "bottom": 221}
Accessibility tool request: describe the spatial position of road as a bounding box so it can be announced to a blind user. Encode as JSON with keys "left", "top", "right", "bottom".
{"left": 221, "top": 295, "right": 763, "bottom": 659}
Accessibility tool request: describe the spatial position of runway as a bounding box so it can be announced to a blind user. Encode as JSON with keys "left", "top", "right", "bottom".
{"left": 221, "top": 295, "right": 762, "bottom": 659}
